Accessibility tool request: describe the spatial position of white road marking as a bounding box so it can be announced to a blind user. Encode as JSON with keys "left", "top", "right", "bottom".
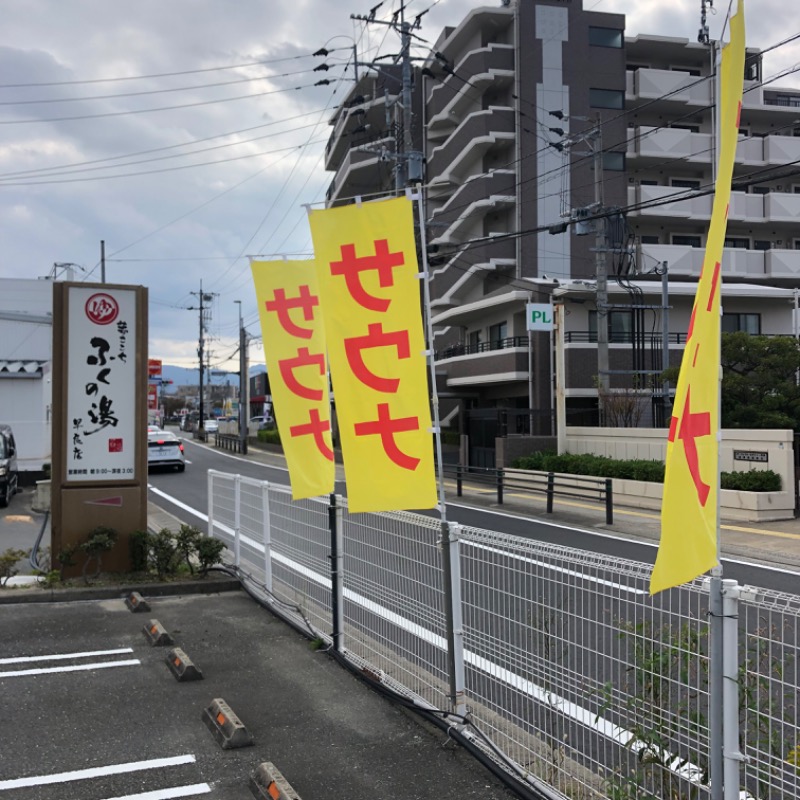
{"left": 0, "top": 754, "right": 195, "bottom": 790}
{"left": 0, "top": 647, "right": 133, "bottom": 665}
{"left": 182, "top": 437, "right": 289, "bottom": 472}
{"left": 98, "top": 785, "right": 211, "bottom": 800}
{"left": 0, "top": 659, "right": 140, "bottom": 678}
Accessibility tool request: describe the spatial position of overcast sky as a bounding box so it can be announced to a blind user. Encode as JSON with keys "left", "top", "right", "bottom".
{"left": 2, "top": 0, "right": 796, "bottom": 372}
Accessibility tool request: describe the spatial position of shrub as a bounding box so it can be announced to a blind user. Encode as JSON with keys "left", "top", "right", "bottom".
{"left": 174, "top": 524, "right": 202, "bottom": 574}
{"left": 150, "top": 528, "right": 180, "bottom": 578}
{"left": 257, "top": 428, "right": 281, "bottom": 445}
{"left": 129, "top": 530, "right": 150, "bottom": 573}
{"left": 0, "top": 548, "right": 29, "bottom": 586}
{"left": 511, "top": 451, "right": 777, "bottom": 490}
{"left": 196, "top": 536, "right": 226, "bottom": 576}
{"left": 721, "top": 469, "right": 781, "bottom": 492}
{"left": 80, "top": 526, "right": 118, "bottom": 584}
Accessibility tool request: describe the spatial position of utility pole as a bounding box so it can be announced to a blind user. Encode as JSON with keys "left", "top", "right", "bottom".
{"left": 235, "top": 301, "right": 249, "bottom": 455}
{"left": 100, "top": 240, "right": 106, "bottom": 284}
{"left": 189, "top": 283, "right": 215, "bottom": 434}
{"left": 350, "top": 1, "right": 421, "bottom": 189}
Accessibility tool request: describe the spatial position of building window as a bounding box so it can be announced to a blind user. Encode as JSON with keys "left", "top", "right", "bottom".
{"left": 753, "top": 240, "right": 771, "bottom": 251}
{"left": 589, "top": 88, "right": 624, "bottom": 109}
{"left": 722, "top": 313, "right": 760, "bottom": 334}
{"left": 672, "top": 234, "right": 702, "bottom": 247}
{"left": 588, "top": 311, "right": 633, "bottom": 342}
{"left": 724, "top": 237, "right": 750, "bottom": 249}
{"left": 468, "top": 330, "right": 482, "bottom": 349}
{"left": 671, "top": 178, "right": 701, "bottom": 189}
{"left": 603, "top": 152, "right": 625, "bottom": 171}
{"left": 641, "top": 235, "right": 660, "bottom": 244}
{"left": 671, "top": 124, "right": 701, "bottom": 133}
{"left": 488, "top": 322, "right": 508, "bottom": 348}
{"left": 752, "top": 186, "right": 770, "bottom": 194}
{"left": 589, "top": 27, "right": 623, "bottom": 48}
{"left": 640, "top": 179, "right": 659, "bottom": 186}
{"left": 671, "top": 66, "right": 701, "bottom": 77}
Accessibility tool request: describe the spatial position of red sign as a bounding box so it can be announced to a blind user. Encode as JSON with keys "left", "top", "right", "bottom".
{"left": 147, "top": 384, "right": 158, "bottom": 410}
{"left": 85, "top": 293, "right": 119, "bottom": 325}
{"left": 148, "top": 358, "right": 162, "bottom": 379}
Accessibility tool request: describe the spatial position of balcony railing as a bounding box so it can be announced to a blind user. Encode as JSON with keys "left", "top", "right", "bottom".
{"left": 435, "top": 336, "right": 527, "bottom": 360}
{"left": 565, "top": 332, "right": 688, "bottom": 344}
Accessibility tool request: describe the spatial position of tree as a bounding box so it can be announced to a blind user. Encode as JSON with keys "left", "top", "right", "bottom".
{"left": 664, "top": 333, "right": 800, "bottom": 429}
{"left": 720, "top": 333, "right": 800, "bottom": 429}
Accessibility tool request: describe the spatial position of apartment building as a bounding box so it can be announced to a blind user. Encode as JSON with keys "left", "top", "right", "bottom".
{"left": 323, "top": 0, "right": 799, "bottom": 453}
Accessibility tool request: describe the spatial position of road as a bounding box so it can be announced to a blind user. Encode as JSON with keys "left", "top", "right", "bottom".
{"left": 149, "top": 435, "right": 800, "bottom": 595}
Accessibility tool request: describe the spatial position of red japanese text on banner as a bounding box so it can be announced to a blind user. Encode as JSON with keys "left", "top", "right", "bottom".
{"left": 308, "top": 197, "right": 436, "bottom": 513}
{"left": 251, "top": 260, "right": 334, "bottom": 500}
{"left": 651, "top": 1, "right": 746, "bottom": 594}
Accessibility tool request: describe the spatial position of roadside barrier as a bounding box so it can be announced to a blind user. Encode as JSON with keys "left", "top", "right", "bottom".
{"left": 445, "top": 465, "right": 614, "bottom": 524}
{"left": 215, "top": 433, "right": 247, "bottom": 454}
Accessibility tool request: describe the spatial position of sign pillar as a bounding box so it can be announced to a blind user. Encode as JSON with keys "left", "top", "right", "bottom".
{"left": 51, "top": 283, "right": 148, "bottom": 575}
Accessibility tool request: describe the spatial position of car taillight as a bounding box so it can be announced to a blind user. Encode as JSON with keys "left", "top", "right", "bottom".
{"left": 179, "top": 444, "right": 184, "bottom": 452}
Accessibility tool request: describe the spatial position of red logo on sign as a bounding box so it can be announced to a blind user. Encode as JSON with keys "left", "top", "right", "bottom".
{"left": 85, "top": 293, "right": 119, "bottom": 325}
{"left": 108, "top": 438, "right": 123, "bottom": 452}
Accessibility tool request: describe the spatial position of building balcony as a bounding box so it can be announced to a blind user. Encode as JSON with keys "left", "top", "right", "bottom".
{"left": 326, "top": 137, "right": 395, "bottom": 205}
{"left": 628, "top": 185, "right": 771, "bottom": 222}
{"left": 639, "top": 243, "right": 767, "bottom": 280}
{"left": 765, "top": 249, "right": 800, "bottom": 281}
{"left": 325, "top": 94, "right": 392, "bottom": 171}
{"left": 427, "top": 107, "right": 515, "bottom": 187}
{"left": 429, "top": 238, "right": 516, "bottom": 308}
{"left": 427, "top": 44, "right": 515, "bottom": 122}
{"left": 627, "top": 67, "right": 711, "bottom": 107}
{"left": 437, "top": 345, "right": 530, "bottom": 389}
{"left": 430, "top": 171, "right": 515, "bottom": 229}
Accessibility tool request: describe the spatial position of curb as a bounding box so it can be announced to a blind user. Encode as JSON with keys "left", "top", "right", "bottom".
{"left": 0, "top": 575, "right": 241, "bottom": 606}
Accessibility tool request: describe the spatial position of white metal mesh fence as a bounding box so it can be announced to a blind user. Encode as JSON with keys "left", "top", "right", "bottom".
{"left": 207, "top": 470, "right": 800, "bottom": 800}
{"left": 338, "top": 499, "right": 450, "bottom": 711}
{"left": 738, "top": 587, "right": 800, "bottom": 800}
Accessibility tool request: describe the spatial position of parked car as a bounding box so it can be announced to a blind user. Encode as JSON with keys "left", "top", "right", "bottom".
{"left": 249, "top": 415, "right": 273, "bottom": 430}
{"left": 204, "top": 418, "right": 219, "bottom": 433}
{"left": 0, "top": 424, "right": 19, "bottom": 507}
{"left": 147, "top": 430, "right": 185, "bottom": 472}
{"left": 147, "top": 424, "right": 161, "bottom": 434}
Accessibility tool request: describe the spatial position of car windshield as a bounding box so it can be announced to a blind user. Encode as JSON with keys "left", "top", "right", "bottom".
{"left": 0, "top": 437, "right": 6, "bottom": 459}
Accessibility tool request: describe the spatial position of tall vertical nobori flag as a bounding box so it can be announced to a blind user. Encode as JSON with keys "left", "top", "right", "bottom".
{"left": 651, "top": 2, "right": 746, "bottom": 595}
{"left": 251, "top": 260, "right": 335, "bottom": 500}
{"left": 308, "top": 196, "right": 437, "bottom": 513}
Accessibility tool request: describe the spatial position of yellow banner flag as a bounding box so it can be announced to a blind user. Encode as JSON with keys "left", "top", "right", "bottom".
{"left": 308, "top": 197, "right": 437, "bottom": 513}
{"left": 251, "top": 260, "right": 335, "bottom": 500}
{"left": 651, "top": 2, "right": 746, "bottom": 594}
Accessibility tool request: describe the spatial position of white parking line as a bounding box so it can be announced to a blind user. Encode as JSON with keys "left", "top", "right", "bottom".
{"left": 0, "top": 647, "right": 133, "bottom": 665}
{"left": 0, "top": 755, "right": 196, "bottom": 790}
{"left": 98, "top": 785, "right": 211, "bottom": 800}
{"left": 0, "top": 659, "right": 140, "bottom": 678}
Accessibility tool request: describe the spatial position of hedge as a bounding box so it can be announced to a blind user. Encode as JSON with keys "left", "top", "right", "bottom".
{"left": 511, "top": 451, "right": 781, "bottom": 492}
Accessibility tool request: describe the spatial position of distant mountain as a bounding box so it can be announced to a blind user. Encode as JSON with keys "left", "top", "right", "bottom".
{"left": 159, "top": 363, "right": 265, "bottom": 390}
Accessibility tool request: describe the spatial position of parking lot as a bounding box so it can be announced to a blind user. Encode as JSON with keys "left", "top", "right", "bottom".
{"left": 0, "top": 590, "right": 518, "bottom": 800}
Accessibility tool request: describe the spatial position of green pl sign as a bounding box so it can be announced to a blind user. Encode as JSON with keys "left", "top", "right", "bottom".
{"left": 526, "top": 302, "right": 554, "bottom": 331}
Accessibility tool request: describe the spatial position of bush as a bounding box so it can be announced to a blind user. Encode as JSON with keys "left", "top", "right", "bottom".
{"left": 257, "top": 428, "right": 281, "bottom": 445}
{"left": 721, "top": 469, "right": 781, "bottom": 492}
{"left": 150, "top": 528, "right": 180, "bottom": 578}
{"left": 196, "top": 536, "right": 226, "bottom": 576}
{"left": 80, "top": 526, "right": 118, "bottom": 584}
{"left": 511, "top": 450, "right": 778, "bottom": 490}
{"left": 129, "top": 530, "right": 150, "bottom": 573}
{"left": 0, "top": 548, "right": 29, "bottom": 586}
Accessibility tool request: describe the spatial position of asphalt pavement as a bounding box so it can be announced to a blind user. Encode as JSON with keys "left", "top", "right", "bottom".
{"left": 2, "top": 440, "right": 800, "bottom": 800}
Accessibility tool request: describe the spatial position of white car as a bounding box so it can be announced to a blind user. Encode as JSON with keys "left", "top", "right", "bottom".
{"left": 203, "top": 419, "right": 219, "bottom": 433}
{"left": 147, "top": 430, "right": 185, "bottom": 472}
{"left": 249, "top": 415, "right": 273, "bottom": 430}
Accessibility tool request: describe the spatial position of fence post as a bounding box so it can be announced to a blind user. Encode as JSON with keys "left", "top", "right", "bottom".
{"left": 456, "top": 464, "right": 463, "bottom": 497}
{"left": 261, "top": 481, "right": 272, "bottom": 596}
{"left": 329, "top": 493, "right": 344, "bottom": 653}
{"left": 496, "top": 468, "right": 504, "bottom": 505}
{"left": 233, "top": 474, "right": 241, "bottom": 569}
{"left": 207, "top": 470, "right": 215, "bottom": 539}
{"left": 546, "top": 472, "right": 555, "bottom": 514}
{"left": 441, "top": 521, "right": 467, "bottom": 718}
{"left": 721, "top": 580, "right": 744, "bottom": 800}
{"left": 604, "top": 478, "right": 613, "bottom": 525}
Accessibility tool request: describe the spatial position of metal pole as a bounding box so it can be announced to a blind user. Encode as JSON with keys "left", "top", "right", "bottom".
{"left": 198, "top": 283, "right": 205, "bottom": 433}
{"left": 709, "top": 574, "right": 724, "bottom": 800}
{"left": 721, "top": 579, "right": 743, "bottom": 800}
{"left": 100, "top": 240, "right": 106, "bottom": 284}
{"left": 593, "top": 118, "right": 609, "bottom": 422}
{"left": 661, "top": 261, "right": 671, "bottom": 422}
{"left": 207, "top": 470, "right": 215, "bottom": 539}
{"left": 440, "top": 521, "right": 466, "bottom": 717}
{"left": 261, "top": 481, "right": 272, "bottom": 595}
{"left": 329, "top": 493, "right": 344, "bottom": 653}
{"left": 555, "top": 303, "right": 567, "bottom": 454}
{"left": 233, "top": 474, "right": 241, "bottom": 569}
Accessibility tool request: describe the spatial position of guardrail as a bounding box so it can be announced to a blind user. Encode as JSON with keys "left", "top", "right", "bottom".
{"left": 214, "top": 433, "right": 247, "bottom": 454}
{"left": 445, "top": 465, "right": 613, "bottom": 524}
